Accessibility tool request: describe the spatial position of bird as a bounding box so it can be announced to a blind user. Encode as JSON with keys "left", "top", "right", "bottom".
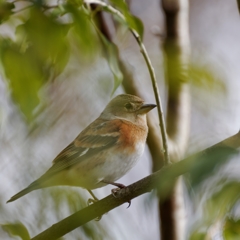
{"left": 7, "top": 94, "right": 156, "bottom": 204}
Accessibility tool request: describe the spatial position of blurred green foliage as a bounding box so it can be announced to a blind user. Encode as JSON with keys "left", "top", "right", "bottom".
{"left": 154, "top": 144, "right": 240, "bottom": 239}
{"left": 0, "top": 0, "right": 138, "bottom": 123}
{"left": 0, "top": 4, "right": 71, "bottom": 122}
{"left": 0, "top": 1, "right": 14, "bottom": 23}
{"left": 0, "top": 1, "right": 144, "bottom": 238}
{"left": 164, "top": 40, "right": 226, "bottom": 93}
{"left": 186, "top": 146, "right": 236, "bottom": 190}
{"left": 205, "top": 181, "right": 240, "bottom": 221}
{"left": 189, "top": 232, "right": 207, "bottom": 240}
{"left": 109, "top": 0, "right": 144, "bottom": 39}
{"left": 66, "top": 3, "right": 99, "bottom": 56}
{"left": 2, "top": 222, "right": 30, "bottom": 240}
{"left": 1, "top": 38, "right": 46, "bottom": 121}
{"left": 189, "top": 64, "right": 226, "bottom": 93}
{"left": 94, "top": 26, "right": 123, "bottom": 95}
{"left": 189, "top": 180, "right": 240, "bottom": 239}
{"left": 224, "top": 217, "right": 240, "bottom": 240}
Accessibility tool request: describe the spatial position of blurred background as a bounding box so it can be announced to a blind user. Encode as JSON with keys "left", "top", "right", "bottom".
{"left": 0, "top": 0, "right": 240, "bottom": 239}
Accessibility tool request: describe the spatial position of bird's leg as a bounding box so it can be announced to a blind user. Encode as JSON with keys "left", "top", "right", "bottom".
{"left": 101, "top": 180, "right": 131, "bottom": 208}
{"left": 87, "top": 189, "right": 102, "bottom": 221}
{"left": 87, "top": 189, "right": 99, "bottom": 205}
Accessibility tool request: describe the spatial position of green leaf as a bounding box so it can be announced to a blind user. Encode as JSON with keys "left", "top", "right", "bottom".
{"left": 224, "top": 218, "right": 240, "bottom": 240}
{"left": 0, "top": 7, "right": 72, "bottom": 121}
{"left": 95, "top": 26, "right": 123, "bottom": 94}
{"left": 0, "top": 1, "right": 14, "bottom": 24}
{"left": 1, "top": 39, "right": 44, "bottom": 122}
{"left": 155, "top": 145, "right": 237, "bottom": 200}
{"left": 2, "top": 222, "right": 30, "bottom": 240}
{"left": 189, "top": 231, "right": 207, "bottom": 240}
{"left": 108, "top": 44, "right": 123, "bottom": 95}
{"left": 66, "top": 4, "right": 98, "bottom": 57}
{"left": 18, "top": 7, "right": 71, "bottom": 76}
{"left": 49, "top": 5, "right": 66, "bottom": 18}
{"left": 186, "top": 146, "right": 236, "bottom": 189}
{"left": 152, "top": 144, "right": 238, "bottom": 237}
{"left": 205, "top": 181, "right": 240, "bottom": 220}
{"left": 189, "top": 64, "right": 226, "bottom": 93}
{"left": 188, "top": 181, "right": 240, "bottom": 238}
{"left": 109, "top": 0, "right": 144, "bottom": 39}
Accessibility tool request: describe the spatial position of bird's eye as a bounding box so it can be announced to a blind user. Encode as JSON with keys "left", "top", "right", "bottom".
{"left": 125, "top": 103, "right": 133, "bottom": 110}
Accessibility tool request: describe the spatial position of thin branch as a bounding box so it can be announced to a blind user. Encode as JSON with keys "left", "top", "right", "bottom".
{"left": 31, "top": 131, "right": 240, "bottom": 240}
{"left": 84, "top": 0, "right": 170, "bottom": 164}
{"left": 132, "top": 32, "right": 170, "bottom": 165}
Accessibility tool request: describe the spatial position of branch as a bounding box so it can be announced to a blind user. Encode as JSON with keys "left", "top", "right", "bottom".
{"left": 159, "top": 0, "right": 191, "bottom": 238}
{"left": 31, "top": 131, "right": 240, "bottom": 240}
{"left": 84, "top": 0, "right": 169, "bottom": 164}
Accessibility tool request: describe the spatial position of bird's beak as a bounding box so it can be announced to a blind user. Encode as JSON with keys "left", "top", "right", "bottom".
{"left": 137, "top": 103, "right": 157, "bottom": 114}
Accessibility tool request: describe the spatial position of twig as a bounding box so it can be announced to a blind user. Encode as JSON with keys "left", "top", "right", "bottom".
{"left": 31, "top": 131, "right": 240, "bottom": 240}
{"left": 84, "top": 0, "right": 170, "bottom": 164}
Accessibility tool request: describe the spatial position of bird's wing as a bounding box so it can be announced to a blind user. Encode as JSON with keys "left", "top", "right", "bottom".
{"left": 37, "top": 118, "right": 121, "bottom": 182}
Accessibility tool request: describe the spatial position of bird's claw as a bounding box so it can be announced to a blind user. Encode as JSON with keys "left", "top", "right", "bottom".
{"left": 111, "top": 188, "right": 120, "bottom": 198}
{"left": 111, "top": 187, "right": 131, "bottom": 208}
{"left": 95, "top": 215, "right": 102, "bottom": 221}
{"left": 87, "top": 198, "right": 98, "bottom": 206}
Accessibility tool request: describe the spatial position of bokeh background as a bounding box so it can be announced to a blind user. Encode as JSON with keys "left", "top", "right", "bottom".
{"left": 1, "top": 0, "right": 240, "bottom": 239}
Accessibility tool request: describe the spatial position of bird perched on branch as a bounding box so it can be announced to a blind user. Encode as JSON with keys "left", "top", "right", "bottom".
{"left": 7, "top": 94, "right": 156, "bottom": 205}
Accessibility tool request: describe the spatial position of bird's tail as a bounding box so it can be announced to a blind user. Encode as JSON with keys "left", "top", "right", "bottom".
{"left": 7, "top": 181, "right": 39, "bottom": 203}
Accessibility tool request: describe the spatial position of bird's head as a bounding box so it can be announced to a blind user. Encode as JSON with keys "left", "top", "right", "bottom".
{"left": 100, "top": 94, "right": 156, "bottom": 124}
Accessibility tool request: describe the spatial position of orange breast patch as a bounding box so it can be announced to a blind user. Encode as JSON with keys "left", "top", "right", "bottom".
{"left": 117, "top": 120, "right": 147, "bottom": 153}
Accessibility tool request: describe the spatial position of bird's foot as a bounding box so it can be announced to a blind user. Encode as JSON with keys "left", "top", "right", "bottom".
{"left": 87, "top": 198, "right": 98, "bottom": 206}
{"left": 101, "top": 181, "right": 131, "bottom": 208}
{"left": 111, "top": 187, "right": 131, "bottom": 208}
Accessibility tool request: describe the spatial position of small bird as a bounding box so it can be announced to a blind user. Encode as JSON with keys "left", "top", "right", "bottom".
{"left": 7, "top": 94, "right": 156, "bottom": 204}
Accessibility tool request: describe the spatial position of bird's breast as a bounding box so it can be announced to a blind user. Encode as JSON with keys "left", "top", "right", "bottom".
{"left": 117, "top": 120, "right": 148, "bottom": 154}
